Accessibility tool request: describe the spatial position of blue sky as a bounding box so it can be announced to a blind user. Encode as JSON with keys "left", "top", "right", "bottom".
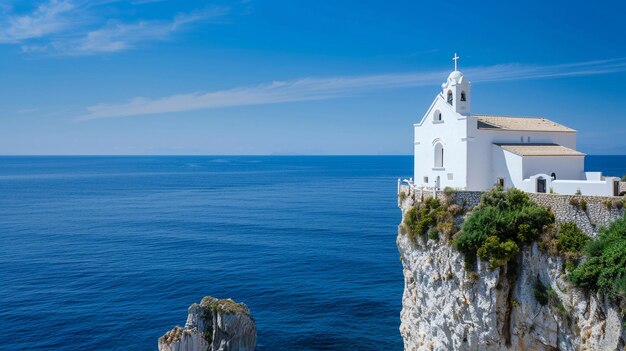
{"left": 1, "top": 0, "right": 626, "bottom": 155}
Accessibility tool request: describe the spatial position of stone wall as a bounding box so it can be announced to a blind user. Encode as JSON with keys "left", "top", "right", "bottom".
{"left": 621, "top": 181, "right": 626, "bottom": 194}
{"left": 398, "top": 184, "right": 625, "bottom": 237}
{"left": 528, "top": 193, "right": 625, "bottom": 236}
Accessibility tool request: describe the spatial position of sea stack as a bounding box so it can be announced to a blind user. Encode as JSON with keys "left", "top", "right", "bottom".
{"left": 158, "top": 296, "right": 256, "bottom": 351}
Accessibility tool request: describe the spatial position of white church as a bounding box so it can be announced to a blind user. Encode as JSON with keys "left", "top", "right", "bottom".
{"left": 413, "top": 54, "right": 620, "bottom": 196}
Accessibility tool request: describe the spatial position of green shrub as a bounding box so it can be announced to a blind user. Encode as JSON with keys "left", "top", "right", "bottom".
{"left": 622, "top": 174, "right": 626, "bottom": 182}
{"left": 569, "top": 197, "right": 587, "bottom": 211}
{"left": 557, "top": 222, "right": 590, "bottom": 270}
{"left": 404, "top": 197, "right": 460, "bottom": 242}
{"left": 575, "top": 189, "right": 582, "bottom": 195}
{"left": 443, "top": 186, "right": 456, "bottom": 198}
{"left": 558, "top": 222, "right": 590, "bottom": 253}
{"left": 404, "top": 197, "right": 446, "bottom": 240}
{"left": 447, "top": 204, "right": 464, "bottom": 216}
{"left": 454, "top": 188, "right": 554, "bottom": 270}
{"left": 570, "top": 215, "right": 626, "bottom": 299}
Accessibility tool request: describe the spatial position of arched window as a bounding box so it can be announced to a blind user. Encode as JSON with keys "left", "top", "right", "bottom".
{"left": 434, "top": 143, "right": 444, "bottom": 168}
{"left": 433, "top": 110, "right": 442, "bottom": 122}
{"left": 460, "top": 91, "right": 466, "bottom": 102}
{"left": 446, "top": 91, "right": 453, "bottom": 105}
{"left": 551, "top": 172, "right": 556, "bottom": 180}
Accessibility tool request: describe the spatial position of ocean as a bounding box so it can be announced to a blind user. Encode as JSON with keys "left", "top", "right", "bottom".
{"left": 1, "top": 155, "right": 624, "bottom": 351}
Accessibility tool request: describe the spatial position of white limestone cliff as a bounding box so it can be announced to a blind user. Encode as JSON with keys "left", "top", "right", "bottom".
{"left": 158, "top": 296, "right": 256, "bottom": 351}
{"left": 397, "top": 194, "right": 626, "bottom": 351}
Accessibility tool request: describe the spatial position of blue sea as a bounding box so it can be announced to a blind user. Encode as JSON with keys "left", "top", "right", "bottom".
{"left": 1, "top": 155, "right": 625, "bottom": 351}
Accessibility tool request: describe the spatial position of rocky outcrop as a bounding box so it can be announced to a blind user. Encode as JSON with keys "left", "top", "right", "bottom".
{"left": 158, "top": 296, "right": 256, "bottom": 351}
{"left": 397, "top": 193, "right": 626, "bottom": 351}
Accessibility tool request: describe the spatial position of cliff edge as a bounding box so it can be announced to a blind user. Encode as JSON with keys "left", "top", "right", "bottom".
{"left": 397, "top": 187, "right": 626, "bottom": 351}
{"left": 158, "top": 296, "right": 256, "bottom": 351}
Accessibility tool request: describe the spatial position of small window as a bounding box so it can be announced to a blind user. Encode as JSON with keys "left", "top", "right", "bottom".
{"left": 433, "top": 110, "right": 442, "bottom": 122}
{"left": 520, "top": 136, "right": 524, "bottom": 143}
{"left": 434, "top": 143, "right": 444, "bottom": 168}
{"left": 447, "top": 91, "right": 453, "bottom": 105}
{"left": 423, "top": 176, "right": 429, "bottom": 183}
{"left": 460, "top": 91, "right": 466, "bottom": 102}
{"left": 551, "top": 172, "right": 556, "bottom": 180}
{"left": 497, "top": 178, "right": 504, "bottom": 187}
{"left": 527, "top": 136, "right": 531, "bottom": 143}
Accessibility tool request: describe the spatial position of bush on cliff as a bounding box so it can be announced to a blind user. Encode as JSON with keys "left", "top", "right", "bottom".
{"left": 454, "top": 187, "right": 555, "bottom": 270}
{"left": 569, "top": 215, "right": 626, "bottom": 299}
{"left": 539, "top": 222, "right": 590, "bottom": 271}
{"left": 404, "top": 197, "right": 458, "bottom": 241}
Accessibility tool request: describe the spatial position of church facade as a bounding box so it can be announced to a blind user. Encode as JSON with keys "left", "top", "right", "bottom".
{"left": 413, "top": 55, "right": 620, "bottom": 196}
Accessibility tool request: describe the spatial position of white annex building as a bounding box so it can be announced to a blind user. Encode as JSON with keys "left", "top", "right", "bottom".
{"left": 414, "top": 54, "right": 620, "bottom": 196}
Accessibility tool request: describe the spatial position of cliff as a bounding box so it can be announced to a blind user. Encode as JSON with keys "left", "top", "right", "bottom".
{"left": 397, "top": 187, "right": 626, "bottom": 351}
{"left": 158, "top": 296, "right": 256, "bottom": 351}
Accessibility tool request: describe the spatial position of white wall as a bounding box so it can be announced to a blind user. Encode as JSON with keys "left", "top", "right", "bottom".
{"left": 491, "top": 147, "right": 523, "bottom": 189}
{"left": 466, "top": 117, "right": 578, "bottom": 191}
{"left": 522, "top": 156, "right": 585, "bottom": 180}
{"left": 414, "top": 94, "right": 468, "bottom": 189}
{"left": 521, "top": 175, "right": 621, "bottom": 196}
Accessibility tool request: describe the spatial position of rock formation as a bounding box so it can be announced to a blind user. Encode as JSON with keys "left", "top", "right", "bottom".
{"left": 397, "top": 190, "right": 626, "bottom": 351}
{"left": 158, "top": 296, "right": 256, "bottom": 351}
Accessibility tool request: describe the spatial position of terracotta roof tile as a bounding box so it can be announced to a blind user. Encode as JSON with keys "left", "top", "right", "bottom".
{"left": 495, "top": 143, "right": 585, "bottom": 156}
{"left": 474, "top": 115, "right": 575, "bottom": 132}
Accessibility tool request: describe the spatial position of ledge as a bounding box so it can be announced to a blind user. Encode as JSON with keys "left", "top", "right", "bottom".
{"left": 432, "top": 167, "right": 445, "bottom": 171}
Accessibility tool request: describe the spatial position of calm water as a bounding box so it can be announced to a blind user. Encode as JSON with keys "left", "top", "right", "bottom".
{"left": 1, "top": 155, "right": 624, "bottom": 351}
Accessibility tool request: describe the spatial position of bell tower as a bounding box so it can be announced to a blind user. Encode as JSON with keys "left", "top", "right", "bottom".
{"left": 441, "top": 53, "right": 471, "bottom": 114}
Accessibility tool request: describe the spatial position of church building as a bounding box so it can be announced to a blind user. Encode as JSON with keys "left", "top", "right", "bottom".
{"left": 414, "top": 54, "right": 620, "bottom": 196}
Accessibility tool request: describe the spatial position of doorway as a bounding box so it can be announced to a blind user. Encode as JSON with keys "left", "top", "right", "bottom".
{"left": 536, "top": 178, "right": 546, "bottom": 193}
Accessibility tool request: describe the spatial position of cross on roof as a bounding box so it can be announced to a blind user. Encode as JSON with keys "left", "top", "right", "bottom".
{"left": 453, "top": 53, "right": 460, "bottom": 71}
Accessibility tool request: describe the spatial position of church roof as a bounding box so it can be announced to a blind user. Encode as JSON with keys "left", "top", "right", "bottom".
{"left": 495, "top": 143, "right": 585, "bottom": 157}
{"left": 474, "top": 115, "right": 576, "bottom": 132}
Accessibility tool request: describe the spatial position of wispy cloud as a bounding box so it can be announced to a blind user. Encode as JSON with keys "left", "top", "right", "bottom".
{"left": 54, "top": 7, "right": 228, "bottom": 55}
{"left": 0, "top": 1, "right": 228, "bottom": 54}
{"left": 0, "top": 0, "right": 75, "bottom": 43}
{"left": 78, "top": 58, "right": 626, "bottom": 121}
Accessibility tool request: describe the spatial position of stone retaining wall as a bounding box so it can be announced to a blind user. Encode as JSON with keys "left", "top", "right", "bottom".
{"left": 398, "top": 184, "right": 625, "bottom": 237}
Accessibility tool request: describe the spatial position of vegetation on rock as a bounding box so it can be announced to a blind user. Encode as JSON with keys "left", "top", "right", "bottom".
{"left": 454, "top": 188, "right": 554, "bottom": 270}
{"left": 539, "top": 222, "right": 590, "bottom": 271}
{"left": 569, "top": 197, "right": 587, "bottom": 211}
{"left": 570, "top": 215, "right": 626, "bottom": 299}
{"left": 200, "top": 296, "right": 250, "bottom": 316}
{"left": 403, "top": 196, "right": 461, "bottom": 242}
{"left": 533, "top": 278, "right": 568, "bottom": 320}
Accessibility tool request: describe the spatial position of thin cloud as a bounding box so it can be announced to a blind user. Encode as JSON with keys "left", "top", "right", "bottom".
{"left": 0, "top": 0, "right": 75, "bottom": 43}
{"left": 78, "top": 58, "right": 626, "bottom": 121}
{"left": 55, "top": 7, "right": 228, "bottom": 55}
{"left": 0, "top": 1, "right": 228, "bottom": 54}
